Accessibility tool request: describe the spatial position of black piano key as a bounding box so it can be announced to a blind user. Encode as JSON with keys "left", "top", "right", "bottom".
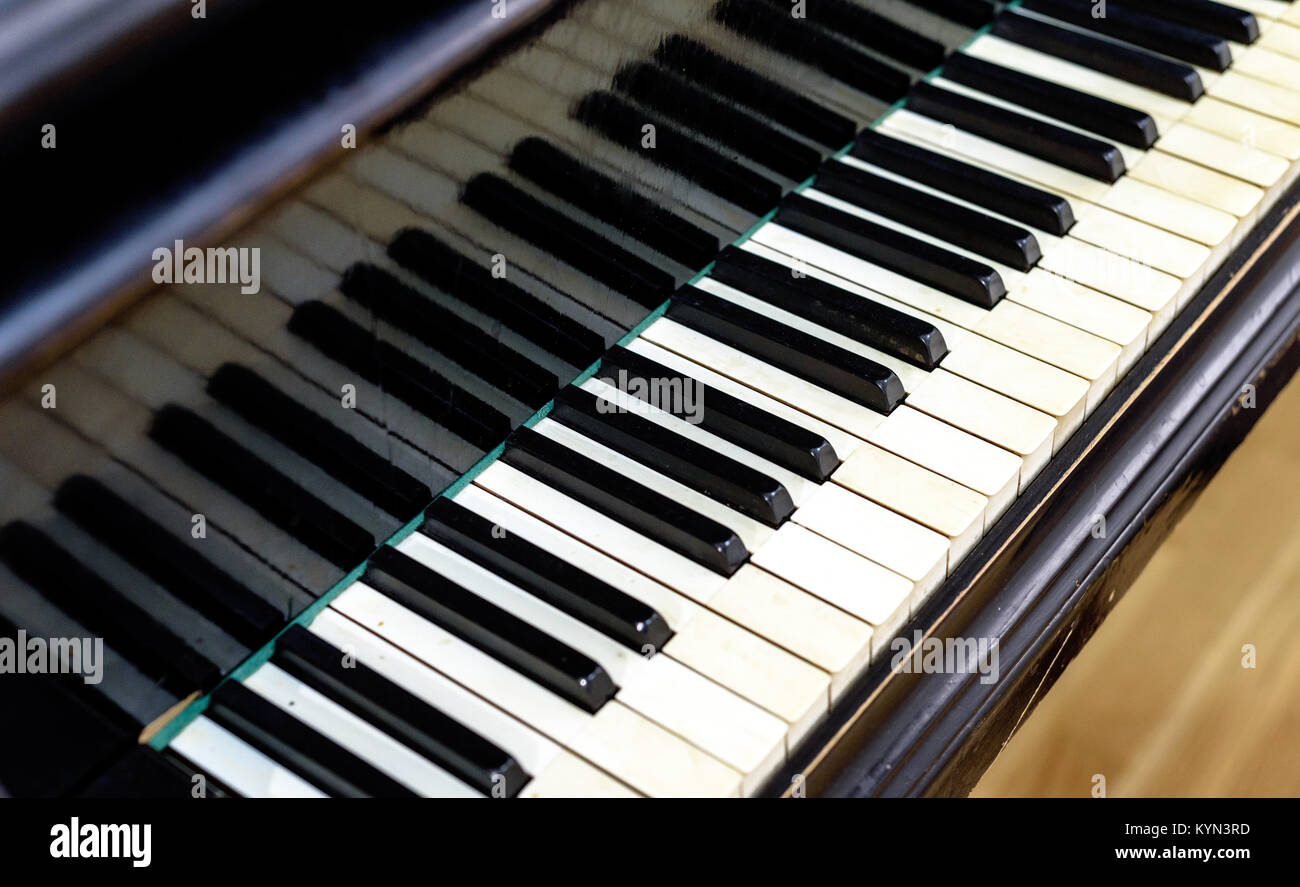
{"left": 907, "top": 82, "right": 1126, "bottom": 183}
{"left": 462, "top": 173, "right": 676, "bottom": 309}
{"left": 941, "top": 52, "right": 1158, "bottom": 149}
{"left": 1020, "top": 0, "right": 1233, "bottom": 71}
{"left": 206, "top": 364, "right": 432, "bottom": 520}
{"left": 149, "top": 405, "right": 376, "bottom": 570}
{"left": 652, "top": 35, "right": 856, "bottom": 150}
{"left": 993, "top": 11, "right": 1204, "bottom": 102}
{"left": 206, "top": 680, "right": 417, "bottom": 798}
{"left": 550, "top": 386, "right": 795, "bottom": 527}
{"left": 0, "top": 522, "right": 221, "bottom": 694}
{"left": 759, "top": 0, "right": 946, "bottom": 70}
{"left": 422, "top": 498, "right": 672, "bottom": 651}
{"left": 53, "top": 474, "right": 285, "bottom": 648}
{"left": 387, "top": 228, "right": 604, "bottom": 368}
{"left": 712, "top": 0, "right": 912, "bottom": 101}
{"left": 78, "top": 746, "right": 215, "bottom": 798}
{"left": 611, "top": 62, "right": 821, "bottom": 181}
{"left": 1129, "top": 0, "right": 1259, "bottom": 45}
{"left": 667, "top": 284, "right": 907, "bottom": 413}
{"left": 288, "top": 300, "right": 511, "bottom": 451}
{"left": 508, "top": 137, "right": 720, "bottom": 270}
{"left": 903, "top": 0, "right": 997, "bottom": 28}
{"left": 777, "top": 193, "right": 1006, "bottom": 308}
{"left": 365, "top": 544, "right": 617, "bottom": 713}
{"left": 0, "top": 672, "right": 132, "bottom": 798}
{"left": 710, "top": 246, "right": 948, "bottom": 369}
{"left": 814, "top": 161, "right": 1042, "bottom": 271}
{"left": 339, "top": 263, "right": 557, "bottom": 410}
{"left": 851, "top": 129, "right": 1076, "bottom": 236}
{"left": 600, "top": 345, "right": 840, "bottom": 481}
{"left": 502, "top": 428, "right": 747, "bottom": 576}
{"left": 273, "top": 624, "right": 528, "bottom": 797}
{"left": 574, "top": 90, "right": 783, "bottom": 214}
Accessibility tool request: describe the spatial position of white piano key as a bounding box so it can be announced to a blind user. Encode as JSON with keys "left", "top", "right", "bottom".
{"left": 926, "top": 76, "right": 1146, "bottom": 171}
{"left": 1259, "top": 21, "right": 1300, "bottom": 60}
{"left": 749, "top": 223, "right": 1121, "bottom": 395}
{"left": 1180, "top": 97, "right": 1300, "bottom": 161}
{"left": 641, "top": 316, "right": 886, "bottom": 440}
{"left": 800, "top": 186, "right": 1161, "bottom": 358}
{"left": 1128, "top": 150, "right": 1264, "bottom": 218}
{"left": 579, "top": 376, "right": 816, "bottom": 505}
{"left": 462, "top": 473, "right": 871, "bottom": 701}
{"left": 869, "top": 406, "right": 1021, "bottom": 519}
{"left": 170, "top": 716, "right": 328, "bottom": 799}
{"left": 793, "top": 482, "right": 950, "bottom": 594}
{"left": 1232, "top": 45, "right": 1300, "bottom": 92}
{"left": 452, "top": 484, "right": 833, "bottom": 742}
{"left": 904, "top": 369, "right": 1056, "bottom": 481}
{"left": 708, "top": 565, "right": 873, "bottom": 702}
{"left": 624, "top": 337, "right": 865, "bottom": 460}
{"left": 880, "top": 108, "right": 1113, "bottom": 202}
{"left": 1210, "top": 71, "right": 1300, "bottom": 127}
{"left": 331, "top": 581, "right": 743, "bottom": 797}
{"left": 533, "top": 417, "right": 774, "bottom": 553}
{"left": 308, "top": 607, "right": 627, "bottom": 795}
{"left": 832, "top": 442, "right": 987, "bottom": 562}
{"left": 475, "top": 461, "right": 726, "bottom": 604}
{"left": 395, "top": 532, "right": 788, "bottom": 790}
{"left": 1155, "top": 123, "right": 1289, "bottom": 189}
{"left": 520, "top": 749, "right": 640, "bottom": 798}
{"left": 1096, "top": 176, "right": 1238, "bottom": 247}
{"left": 243, "top": 663, "right": 482, "bottom": 798}
{"left": 750, "top": 524, "right": 912, "bottom": 658}
{"left": 738, "top": 240, "right": 1091, "bottom": 432}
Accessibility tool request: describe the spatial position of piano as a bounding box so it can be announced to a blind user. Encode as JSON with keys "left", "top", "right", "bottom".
{"left": 3, "top": 0, "right": 1300, "bottom": 798}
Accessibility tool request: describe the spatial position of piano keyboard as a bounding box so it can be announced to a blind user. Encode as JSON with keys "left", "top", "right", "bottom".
{"left": 5, "top": 0, "right": 1300, "bottom": 798}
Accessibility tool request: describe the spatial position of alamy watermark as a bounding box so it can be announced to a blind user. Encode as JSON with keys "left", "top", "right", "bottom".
{"left": 592, "top": 369, "right": 705, "bottom": 425}
{"left": 152, "top": 239, "right": 261, "bottom": 293}
{"left": 890, "top": 630, "right": 1000, "bottom": 685}
{"left": 0, "top": 631, "right": 104, "bottom": 684}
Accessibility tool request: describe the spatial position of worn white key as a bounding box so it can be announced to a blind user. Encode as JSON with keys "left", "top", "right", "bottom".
{"left": 1260, "top": 21, "right": 1300, "bottom": 60}
{"left": 834, "top": 442, "right": 987, "bottom": 560}
{"left": 520, "top": 749, "right": 640, "bottom": 798}
{"left": 1181, "top": 96, "right": 1300, "bottom": 161}
{"left": 750, "top": 523, "right": 913, "bottom": 654}
{"left": 750, "top": 224, "right": 1121, "bottom": 397}
{"left": 883, "top": 109, "right": 1238, "bottom": 246}
{"left": 309, "top": 608, "right": 615, "bottom": 792}
{"left": 1128, "top": 150, "right": 1264, "bottom": 217}
{"left": 1233, "top": 45, "right": 1300, "bottom": 91}
{"left": 1211, "top": 71, "right": 1300, "bottom": 127}
{"left": 331, "top": 581, "right": 743, "bottom": 796}
{"left": 869, "top": 406, "right": 1021, "bottom": 520}
{"left": 801, "top": 185, "right": 1158, "bottom": 362}
{"left": 453, "top": 484, "right": 833, "bottom": 744}
{"left": 244, "top": 663, "right": 482, "bottom": 798}
{"left": 739, "top": 240, "right": 1091, "bottom": 433}
{"left": 708, "top": 565, "right": 874, "bottom": 702}
{"left": 1156, "top": 123, "right": 1288, "bottom": 189}
{"left": 579, "top": 376, "right": 816, "bottom": 505}
{"left": 963, "top": 34, "right": 1190, "bottom": 129}
{"left": 624, "top": 337, "right": 865, "bottom": 459}
{"left": 395, "top": 532, "right": 787, "bottom": 791}
{"left": 794, "top": 482, "right": 950, "bottom": 595}
{"left": 534, "top": 417, "right": 774, "bottom": 552}
{"left": 905, "top": 368, "right": 1057, "bottom": 480}
{"left": 1067, "top": 204, "right": 1211, "bottom": 280}
{"left": 171, "top": 716, "right": 328, "bottom": 798}
{"left": 642, "top": 317, "right": 886, "bottom": 439}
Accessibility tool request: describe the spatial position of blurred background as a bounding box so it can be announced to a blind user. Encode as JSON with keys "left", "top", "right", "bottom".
{"left": 975, "top": 374, "right": 1300, "bottom": 797}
